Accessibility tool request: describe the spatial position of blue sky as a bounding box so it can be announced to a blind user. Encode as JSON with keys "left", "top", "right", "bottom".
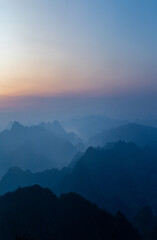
{"left": 0, "top": 0, "right": 156, "bottom": 122}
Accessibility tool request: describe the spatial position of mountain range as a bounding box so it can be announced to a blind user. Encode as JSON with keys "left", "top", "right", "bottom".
{"left": 0, "top": 121, "right": 82, "bottom": 177}
{"left": 89, "top": 123, "right": 157, "bottom": 147}
{"left": 0, "top": 185, "right": 140, "bottom": 240}
{"left": 1, "top": 119, "right": 157, "bottom": 178}
{"left": 63, "top": 115, "right": 126, "bottom": 140}
{"left": 1, "top": 141, "right": 157, "bottom": 221}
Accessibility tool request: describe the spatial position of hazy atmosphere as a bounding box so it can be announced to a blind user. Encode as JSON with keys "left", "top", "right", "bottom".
{"left": 0, "top": 0, "right": 157, "bottom": 128}
{"left": 0, "top": 1, "right": 157, "bottom": 240}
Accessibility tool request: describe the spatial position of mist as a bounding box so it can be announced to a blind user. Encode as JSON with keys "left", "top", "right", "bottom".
{"left": 0, "top": 92, "right": 157, "bottom": 131}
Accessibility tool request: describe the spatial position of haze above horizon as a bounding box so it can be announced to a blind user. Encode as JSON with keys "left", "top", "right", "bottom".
{"left": 0, "top": 0, "right": 157, "bottom": 120}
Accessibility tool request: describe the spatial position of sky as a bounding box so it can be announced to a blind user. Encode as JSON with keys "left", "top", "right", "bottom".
{"left": 0, "top": 0, "right": 157, "bottom": 125}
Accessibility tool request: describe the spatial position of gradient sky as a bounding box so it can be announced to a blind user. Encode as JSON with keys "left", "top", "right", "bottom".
{"left": 0, "top": 0, "right": 157, "bottom": 123}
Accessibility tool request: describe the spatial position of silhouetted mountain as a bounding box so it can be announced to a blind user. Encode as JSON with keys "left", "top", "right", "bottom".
{"left": 146, "top": 224, "right": 157, "bottom": 240}
{"left": 2, "top": 141, "right": 157, "bottom": 221}
{"left": 40, "top": 120, "right": 66, "bottom": 136}
{"left": 58, "top": 141, "right": 147, "bottom": 219}
{"left": 89, "top": 123, "right": 157, "bottom": 146}
{"left": 40, "top": 121, "right": 84, "bottom": 149}
{"left": 133, "top": 206, "right": 157, "bottom": 239}
{"left": 0, "top": 185, "right": 140, "bottom": 240}
{"left": 0, "top": 167, "right": 69, "bottom": 196}
{"left": 0, "top": 122, "right": 77, "bottom": 177}
{"left": 63, "top": 115, "right": 126, "bottom": 140}
{"left": 2, "top": 143, "right": 52, "bottom": 172}
{"left": 134, "top": 209, "right": 157, "bottom": 240}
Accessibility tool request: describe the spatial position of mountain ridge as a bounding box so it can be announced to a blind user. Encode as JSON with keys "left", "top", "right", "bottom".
{"left": 0, "top": 185, "right": 140, "bottom": 240}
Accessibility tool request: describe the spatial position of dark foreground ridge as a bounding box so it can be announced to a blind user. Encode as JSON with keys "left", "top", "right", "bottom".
{"left": 0, "top": 185, "right": 140, "bottom": 240}
{"left": 1, "top": 141, "right": 157, "bottom": 220}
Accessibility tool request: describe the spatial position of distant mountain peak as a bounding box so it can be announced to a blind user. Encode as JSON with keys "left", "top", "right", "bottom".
{"left": 40, "top": 121, "right": 66, "bottom": 134}
{"left": 52, "top": 120, "right": 62, "bottom": 127}
{"left": 135, "top": 206, "right": 154, "bottom": 222}
{"left": 11, "top": 121, "right": 25, "bottom": 131}
{"left": 5, "top": 167, "right": 31, "bottom": 176}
